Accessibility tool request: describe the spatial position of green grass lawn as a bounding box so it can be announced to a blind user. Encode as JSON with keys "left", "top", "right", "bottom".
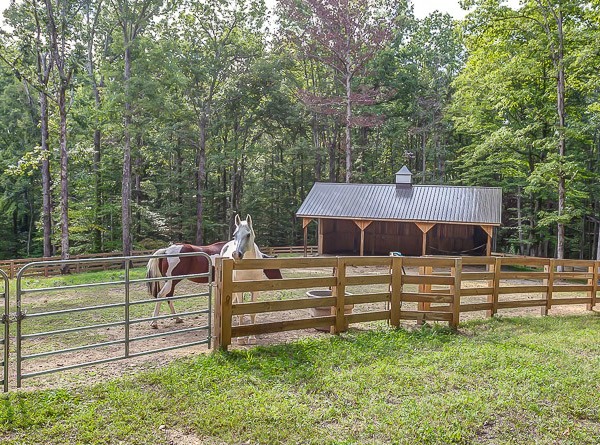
{"left": 0, "top": 315, "right": 599, "bottom": 444}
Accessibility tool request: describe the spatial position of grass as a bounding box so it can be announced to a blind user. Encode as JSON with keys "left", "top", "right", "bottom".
{"left": 0, "top": 315, "right": 599, "bottom": 444}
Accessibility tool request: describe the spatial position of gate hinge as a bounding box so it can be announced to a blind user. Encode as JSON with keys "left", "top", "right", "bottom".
{"left": 1, "top": 311, "right": 26, "bottom": 324}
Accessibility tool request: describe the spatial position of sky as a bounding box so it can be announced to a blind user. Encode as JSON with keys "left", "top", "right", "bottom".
{"left": 0, "top": 0, "right": 522, "bottom": 18}
{"left": 413, "top": 0, "right": 473, "bottom": 19}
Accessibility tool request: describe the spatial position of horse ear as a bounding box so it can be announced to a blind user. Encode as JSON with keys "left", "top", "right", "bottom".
{"left": 235, "top": 214, "right": 241, "bottom": 227}
{"left": 246, "top": 214, "right": 252, "bottom": 226}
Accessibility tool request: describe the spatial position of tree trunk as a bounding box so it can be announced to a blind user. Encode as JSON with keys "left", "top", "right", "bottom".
{"left": 344, "top": 72, "right": 352, "bottom": 183}
{"left": 596, "top": 221, "right": 600, "bottom": 261}
{"left": 329, "top": 125, "right": 337, "bottom": 182}
{"left": 556, "top": 9, "right": 566, "bottom": 264}
{"left": 58, "top": 84, "right": 70, "bottom": 272}
{"left": 122, "top": 44, "right": 132, "bottom": 256}
{"left": 195, "top": 113, "right": 207, "bottom": 245}
{"left": 421, "top": 133, "right": 426, "bottom": 184}
{"left": 517, "top": 186, "right": 525, "bottom": 255}
{"left": 40, "top": 91, "right": 53, "bottom": 257}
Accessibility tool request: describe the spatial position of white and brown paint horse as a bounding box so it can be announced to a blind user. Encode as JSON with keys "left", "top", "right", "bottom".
{"left": 146, "top": 228, "right": 281, "bottom": 329}
{"left": 146, "top": 241, "right": 226, "bottom": 328}
{"left": 220, "top": 214, "right": 268, "bottom": 344}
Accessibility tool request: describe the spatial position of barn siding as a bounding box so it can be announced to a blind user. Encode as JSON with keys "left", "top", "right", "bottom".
{"left": 320, "top": 219, "right": 488, "bottom": 256}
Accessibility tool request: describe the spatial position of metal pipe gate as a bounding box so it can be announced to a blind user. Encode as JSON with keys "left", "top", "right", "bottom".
{"left": 0, "top": 269, "right": 8, "bottom": 392}
{"left": 0, "top": 251, "right": 212, "bottom": 390}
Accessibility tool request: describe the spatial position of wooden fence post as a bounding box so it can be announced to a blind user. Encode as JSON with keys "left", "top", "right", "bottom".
{"left": 417, "top": 265, "right": 432, "bottom": 326}
{"left": 332, "top": 257, "right": 347, "bottom": 334}
{"left": 450, "top": 258, "right": 462, "bottom": 329}
{"left": 543, "top": 259, "right": 554, "bottom": 316}
{"left": 213, "top": 258, "right": 223, "bottom": 350}
{"left": 587, "top": 261, "right": 598, "bottom": 311}
{"left": 489, "top": 257, "right": 501, "bottom": 317}
{"left": 219, "top": 258, "right": 234, "bottom": 351}
{"left": 390, "top": 256, "right": 403, "bottom": 327}
{"left": 9, "top": 261, "right": 15, "bottom": 280}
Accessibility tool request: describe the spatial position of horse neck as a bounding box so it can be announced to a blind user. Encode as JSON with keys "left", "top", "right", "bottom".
{"left": 242, "top": 243, "right": 259, "bottom": 259}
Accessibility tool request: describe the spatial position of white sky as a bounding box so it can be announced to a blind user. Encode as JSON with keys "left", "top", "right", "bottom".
{"left": 413, "top": 0, "right": 521, "bottom": 19}
{"left": 0, "top": 0, "right": 10, "bottom": 29}
{"left": 0, "top": 0, "right": 521, "bottom": 30}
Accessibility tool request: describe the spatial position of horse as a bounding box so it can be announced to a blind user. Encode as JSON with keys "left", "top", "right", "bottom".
{"left": 220, "top": 214, "right": 267, "bottom": 345}
{"left": 146, "top": 238, "right": 282, "bottom": 329}
{"left": 146, "top": 241, "right": 226, "bottom": 328}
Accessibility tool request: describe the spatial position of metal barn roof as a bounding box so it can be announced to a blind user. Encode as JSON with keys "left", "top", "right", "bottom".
{"left": 296, "top": 183, "right": 502, "bottom": 225}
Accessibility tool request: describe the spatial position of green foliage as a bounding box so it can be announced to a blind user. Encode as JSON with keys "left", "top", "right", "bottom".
{"left": 0, "top": 0, "right": 598, "bottom": 259}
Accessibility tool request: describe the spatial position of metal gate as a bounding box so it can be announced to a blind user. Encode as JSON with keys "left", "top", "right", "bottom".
{"left": 9, "top": 251, "right": 212, "bottom": 389}
{"left": 0, "top": 269, "right": 8, "bottom": 392}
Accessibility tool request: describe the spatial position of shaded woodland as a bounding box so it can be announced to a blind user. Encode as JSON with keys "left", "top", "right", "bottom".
{"left": 0, "top": 0, "right": 599, "bottom": 260}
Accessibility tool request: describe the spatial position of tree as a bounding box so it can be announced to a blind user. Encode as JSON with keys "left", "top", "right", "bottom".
{"left": 111, "top": 0, "right": 162, "bottom": 256}
{"left": 453, "top": 0, "right": 594, "bottom": 257}
{"left": 44, "top": 0, "right": 85, "bottom": 268}
{"left": 279, "top": 0, "right": 396, "bottom": 182}
{"left": 172, "top": 0, "right": 266, "bottom": 243}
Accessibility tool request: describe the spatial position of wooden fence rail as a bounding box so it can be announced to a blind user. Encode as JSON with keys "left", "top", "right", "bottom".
{"left": 214, "top": 256, "right": 600, "bottom": 350}
{"left": 0, "top": 246, "right": 317, "bottom": 279}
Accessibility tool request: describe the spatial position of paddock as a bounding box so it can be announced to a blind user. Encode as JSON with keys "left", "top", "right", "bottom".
{"left": 0, "top": 252, "right": 598, "bottom": 390}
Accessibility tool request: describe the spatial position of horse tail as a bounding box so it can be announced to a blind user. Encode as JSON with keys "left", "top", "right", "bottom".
{"left": 147, "top": 248, "right": 167, "bottom": 298}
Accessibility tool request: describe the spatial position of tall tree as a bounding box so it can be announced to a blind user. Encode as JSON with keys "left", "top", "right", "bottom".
{"left": 44, "top": 0, "right": 83, "bottom": 267}
{"left": 279, "top": 0, "right": 395, "bottom": 182}
{"left": 111, "top": 0, "right": 161, "bottom": 256}
{"left": 172, "top": 0, "right": 265, "bottom": 243}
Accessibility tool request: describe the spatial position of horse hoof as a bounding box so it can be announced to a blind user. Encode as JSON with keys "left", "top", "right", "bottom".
{"left": 175, "top": 318, "right": 184, "bottom": 324}
{"left": 150, "top": 323, "right": 158, "bottom": 329}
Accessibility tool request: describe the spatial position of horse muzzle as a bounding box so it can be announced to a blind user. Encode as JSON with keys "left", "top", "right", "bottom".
{"left": 232, "top": 250, "right": 244, "bottom": 260}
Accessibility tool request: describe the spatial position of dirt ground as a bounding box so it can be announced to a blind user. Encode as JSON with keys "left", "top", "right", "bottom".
{"left": 7, "top": 264, "right": 597, "bottom": 392}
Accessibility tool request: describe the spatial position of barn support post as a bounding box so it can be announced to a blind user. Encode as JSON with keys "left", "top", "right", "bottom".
{"left": 415, "top": 222, "right": 435, "bottom": 256}
{"left": 302, "top": 218, "right": 312, "bottom": 257}
{"left": 318, "top": 219, "right": 324, "bottom": 255}
{"left": 481, "top": 225, "right": 494, "bottom": 256}
{"left": 353, "top": 220, "right": 373, "bottom": 256}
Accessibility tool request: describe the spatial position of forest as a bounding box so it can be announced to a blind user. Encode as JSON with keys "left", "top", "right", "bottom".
{"left": 0, "top": 0, "right": 598, "bottom": 261}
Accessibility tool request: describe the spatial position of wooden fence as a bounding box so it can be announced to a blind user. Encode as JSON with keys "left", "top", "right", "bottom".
{"left": 0, "top": 246, "right": 318, "bottom": 279}
{"left": 213, "top": 255, "right": 599, "bottom": 350}
{"left": 263, "top": 245, "right": 318, "bottom": 256}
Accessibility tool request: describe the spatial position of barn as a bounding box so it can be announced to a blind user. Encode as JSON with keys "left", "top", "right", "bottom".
{"left": 296, "top": 167, "right": 502, "bottom": 256}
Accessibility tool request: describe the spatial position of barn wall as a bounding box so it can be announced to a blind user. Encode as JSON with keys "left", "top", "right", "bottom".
{"left": 364, "top": 221, "right": 422, "bottom": 256}
{"left": 320, "top": 219, "right": 490, "bottom": 256}
{"left": 322, "top": 219, "right": 359, "bottom": 254}
{"left": 427, "top": 224, "right": 487, "bottom": 255}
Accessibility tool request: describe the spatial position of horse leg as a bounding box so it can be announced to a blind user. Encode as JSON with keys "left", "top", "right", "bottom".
{"left": 168, "top": 301, "right": 183, "bottom": 324}
{"left": 151, "top": 278, "right": 180, "bottom": 328}
{"left": 150, "top": 300, "right": 162, "bottom": 329}
{"left": 167, "top": 279, "right": 183, "bottom": 324}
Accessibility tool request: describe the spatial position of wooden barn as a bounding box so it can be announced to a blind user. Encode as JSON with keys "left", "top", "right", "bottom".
{"left": 296, "top": 167, "right": 502, "bottom": 256}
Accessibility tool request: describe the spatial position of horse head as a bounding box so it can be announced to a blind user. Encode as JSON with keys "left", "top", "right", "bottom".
{"left": 232, "top": 214, "right": 256, "bottom": 260}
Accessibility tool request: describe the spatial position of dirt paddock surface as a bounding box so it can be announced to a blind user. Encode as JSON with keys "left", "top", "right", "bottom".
{"left": 7, "top": 264, "right": 598, "bottom": 392}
